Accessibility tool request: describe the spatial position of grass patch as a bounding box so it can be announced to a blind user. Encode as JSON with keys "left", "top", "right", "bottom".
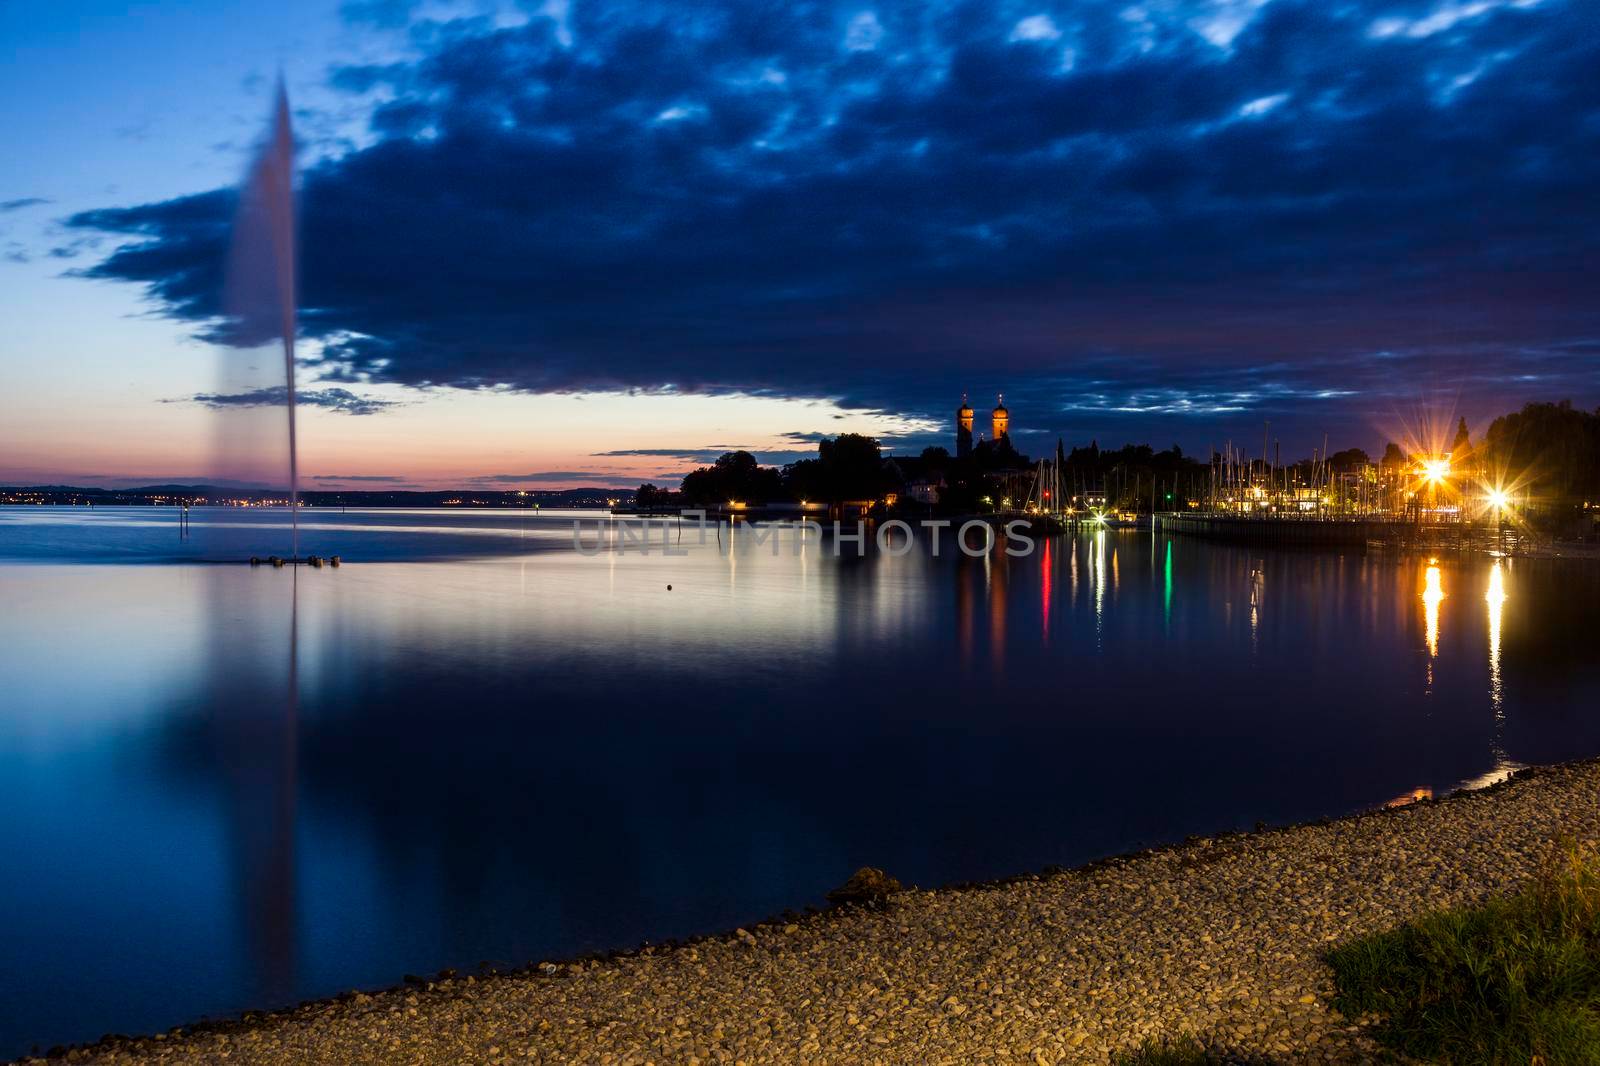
{"left": 1328, "top": 841, "right": 1600, "bottom": 1065}
{"left": 1111, "top": 1037, "right": 1217, "bottom": 1065}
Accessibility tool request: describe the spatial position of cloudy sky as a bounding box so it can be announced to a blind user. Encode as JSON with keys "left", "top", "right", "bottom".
{"left": 2, "top": 0, "right": 1596, "bottom": 488}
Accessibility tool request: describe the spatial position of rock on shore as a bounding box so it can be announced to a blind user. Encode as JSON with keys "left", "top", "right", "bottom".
{"left": 23, "top": 759, "right": 1600, "bottom": 1065}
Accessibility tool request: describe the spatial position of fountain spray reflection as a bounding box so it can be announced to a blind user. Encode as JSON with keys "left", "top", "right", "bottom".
{"left": 188, "top": 563, "right": 301, "bottom": 1004}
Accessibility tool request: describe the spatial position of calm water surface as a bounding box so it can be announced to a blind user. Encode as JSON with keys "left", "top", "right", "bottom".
{"left": 3, "top": 507, "right": 1599, "bottom": 1055}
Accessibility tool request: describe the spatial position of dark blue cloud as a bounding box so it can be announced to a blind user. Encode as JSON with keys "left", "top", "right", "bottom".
{"left": 593, "top": 445, "right": 816, "bottom": 464}
{"left": 468, "top": 470, "right": 689, "bottom": 486}
{"left": 181, "top": 385, "right": 399, "bottom": 415}
{"left": 68, "top": 0, "right": 1600, "bottom": 450}
{"left": 337, "top": 0, "right": 419, "bottom": 30}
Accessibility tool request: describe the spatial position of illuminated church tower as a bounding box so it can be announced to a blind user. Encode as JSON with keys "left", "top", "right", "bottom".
{"left": 991, "top": 395, "right": 1009, "bottom": 442}
{"left": 956, "top": 394, "right": 974, "bottom": 458}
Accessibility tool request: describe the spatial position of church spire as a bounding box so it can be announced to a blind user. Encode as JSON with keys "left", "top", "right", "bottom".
{"left": 991, "top": 394, "right": 1009, "bottom": 442}
{"left": 955, "top": 392, "right": 974, "bottom": 459}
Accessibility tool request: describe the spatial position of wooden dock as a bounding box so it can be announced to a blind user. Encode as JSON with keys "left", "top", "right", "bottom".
{"left": 1155, "top": 513, "right": 1406, "bottom": 548}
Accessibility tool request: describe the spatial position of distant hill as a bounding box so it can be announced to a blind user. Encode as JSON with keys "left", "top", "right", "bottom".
{"left": 0, "top": 485, "right": 628, "bottom": 507}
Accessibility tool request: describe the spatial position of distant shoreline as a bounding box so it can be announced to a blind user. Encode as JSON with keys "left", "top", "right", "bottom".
{"left": 0, "top": 487, "right": 628, "bottom": 508}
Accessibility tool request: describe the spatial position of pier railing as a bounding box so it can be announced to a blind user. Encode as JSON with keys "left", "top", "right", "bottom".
{"left": 1156, "top": 511, "right": 1527, "bottom": 552}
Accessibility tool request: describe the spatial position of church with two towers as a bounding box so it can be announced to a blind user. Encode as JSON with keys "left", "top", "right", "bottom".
{"left": 955, "top": 395, "right": 1009, "bottom": 459}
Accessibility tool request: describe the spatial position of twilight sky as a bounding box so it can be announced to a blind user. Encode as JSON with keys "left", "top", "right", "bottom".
{"left": 2, "top": 0, "right": 1597, "bottom": 489}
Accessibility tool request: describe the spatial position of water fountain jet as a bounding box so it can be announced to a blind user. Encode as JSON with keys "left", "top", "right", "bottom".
{"left": 226, "top": 79, "right": 302, "bottom": 559}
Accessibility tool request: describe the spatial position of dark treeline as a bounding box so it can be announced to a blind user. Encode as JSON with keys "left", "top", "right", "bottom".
{"left": 1481, "top": 401, "right": 1600, "bottom": 504}
{"left": 655, "top": 433, "right": 1208, "bottom": 513}
{"left": 649, "top": 432, "right": 1029, "bottom": 510}
{"left": 646, "top": 400, "right": 1600, "bottom": 520}
{"left": 1056, "top": 441, "right": 1206, "bottom": 511}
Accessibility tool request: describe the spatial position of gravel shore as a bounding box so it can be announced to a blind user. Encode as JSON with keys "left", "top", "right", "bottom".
{"left": 26, "top": 759, "right": 1600, "bottom": 1066}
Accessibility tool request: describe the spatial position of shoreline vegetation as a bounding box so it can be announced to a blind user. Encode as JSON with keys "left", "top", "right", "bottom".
{"left": 19, "top": 758, "right": 1600, "bottom": 1065}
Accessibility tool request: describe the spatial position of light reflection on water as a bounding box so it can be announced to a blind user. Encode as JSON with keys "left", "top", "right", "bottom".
{"left": 1488, "top": 561, "right": 1507, "bottom": 713}
{"left": 3, "top": 508, "right": 1600, "bottom": 1055}
{"left": 1423, "top": 562, "right": 1445, "bottom": 661}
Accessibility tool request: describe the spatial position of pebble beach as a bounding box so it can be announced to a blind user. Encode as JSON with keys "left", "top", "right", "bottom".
{"left": 24, "top": 759, "right": 1600, "bottom": 1066}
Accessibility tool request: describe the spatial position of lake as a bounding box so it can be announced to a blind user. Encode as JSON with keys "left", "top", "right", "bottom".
{"left": 3, "top": 506, "right": 1599, "bottom": 1056}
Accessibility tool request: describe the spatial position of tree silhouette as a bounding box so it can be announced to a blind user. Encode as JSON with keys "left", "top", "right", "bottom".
{"left": 680, "top": 451, "right": 783, "bottom": 504}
